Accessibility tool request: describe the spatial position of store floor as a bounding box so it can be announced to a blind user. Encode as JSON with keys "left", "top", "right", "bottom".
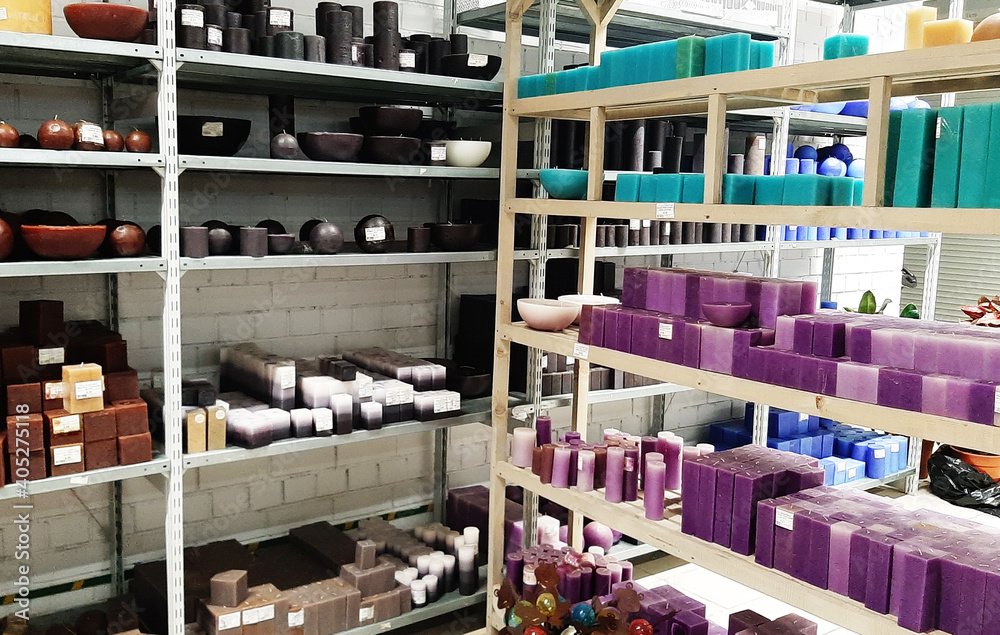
{"left": 401, "top": 484, "right": 1000, "bottom": 635}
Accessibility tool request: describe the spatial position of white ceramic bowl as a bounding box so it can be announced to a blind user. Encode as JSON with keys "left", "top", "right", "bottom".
{"left": 557, "top": 294, "right": 621, "bottom": 323}
{"left": 446, "top": 140, "right": 492, "bottom": 167}
{"left": 517, "top": 298, "right": 579, "bottom": 332}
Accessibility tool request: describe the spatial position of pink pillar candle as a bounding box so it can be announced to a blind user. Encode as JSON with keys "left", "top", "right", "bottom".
{"left": 664, "top": 436, "right": 683, "bottom": 490}
{"left": 605, "top": 447, "right": 626, "bottom": 503}
{"left": 511, "top": 427, "right": 536, "bottom": 467}
{"left": 551, "top": 446, "right": 572, "bottom": 488}
{"left": 577, "top": 449, "right": 596, "bottom": 492}
{"left": 644, "top": 460, "right": 666, "bottom": 520}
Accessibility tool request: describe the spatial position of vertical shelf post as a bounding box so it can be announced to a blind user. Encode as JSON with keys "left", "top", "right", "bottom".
{"left": 863, "top": 76, "right": 893, "bottom": 207}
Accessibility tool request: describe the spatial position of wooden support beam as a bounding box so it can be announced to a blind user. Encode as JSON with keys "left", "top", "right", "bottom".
{"left": 864, "top": 76, "right": 892, "bottom": 207}
{"left": 703, "top": 93, "right": 727, "bottom": 205}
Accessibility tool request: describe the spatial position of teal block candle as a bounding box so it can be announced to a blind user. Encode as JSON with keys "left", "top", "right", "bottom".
{"left": 782, "top": 174, "right": 826, "bottom": 205}
{"left": 823, "top": 34, "right": 869, "bottom": 60}
{"left": 829, "top": 176, "right": 855, "bottom": 205}
{"left": 655, "top": 174, "right": 684, "bottom": 202}
{"left": 704, "top": 36, "right": 725, "bottom": 75}
{"left": 985, "top": 104, "right": 1000, "bottom": 208}
{"left": 931, "top": 106, "right": 964, "bottom": 208}
{"left": 676, "top": 36, "right": 706, "bottom": 79}
{"left": 721, "top": 33, "right": 751, "bottom": 73}
{"left": 517, "top": 75, "right": 539, "bottom": 98}
{"left": 543, "top": 72, "right": 558, "bottom": 95}
{"left": 892, "top": 108, "right": 937, "bottom": 208}
{"left": 958, "top": 104, "right": 991, "bottom": 208}
{"left": 649, "top": 40, "right": 678, "bottom": 82}
{"left": 639, "top": 175, "right": 658, "bottom": 202}
{"left": 751, "top": 41, "right": 775, "bottom": 69}
{"left": 681, "top": 173, "right": 705, "bottom": 203}
{"left": 615, "top": 174, "right": 641, "bottom": 202}
{"left": 722, "top": 174, "right": 755, "bottom": 204}
{"left": 631, "top": 43, "right": 658, "bottom": 84}
{"left": 853, "top": 178, "right": 864, "bottom": 205}
{"left": 555, "top": 69, "right": 574, "bottom": 94}
{"left": 580, "top": 66, "right": 601, "bottom": 91}
{"left": 883, "top": 110, "right": 902, "bottom": 206}
{"left": 601, "top": 49, "right": 626, "bottom": 87}
{"left": 753, "top": 175, "right": 784, "bottom": 205}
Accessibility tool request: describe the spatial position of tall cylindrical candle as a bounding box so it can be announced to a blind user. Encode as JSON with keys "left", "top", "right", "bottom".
{"left": 458, "top": 545, "right": 477, "bottom": 596}
{"left": 595, "top": 567, "right": 612, "bottom": 596}
{"left": 540, "top": 444, "right": 556, "bottom": 484}
{"left": 594, "top": 446, "right": 608, "bottom": 490}
{"left": 605, "top": 447, "right": 625, "bottom": 503}
{"left": 565, "top": 570, "right": 582, "bottom": 604}
{"left": 644, "top": 460, "right": 666, "bottom": 520}
{"left": 463, "top": 526, "right": 480, "bottom": 566}
{"left": 522, "top": 564, "right": 538, "bottom": 603}
{"left": 423, "top": 574, "right": 439, "bottom": 603}
{"left": 511, "top": 427, "right": 536, "bottom": 468}
{"left": 664, "top": 436, "right": 683, "bottom": 490}
{"left": 640, "top": 436, "right": 657, "bottom": 483}
{"left": 410, "top": 579, "right": 427, "bottom": 609}
{"left": 443, "top": 554, "right": 457, "bottom": 592}
{"left": 417, "top": 555, "right": 431, "bottom": 576}
{"left": 505, "top": 552, "right": 523, "bottom": 592}
{"left": 531, "top": 447, "right": 544, "bottom": 476}
{"left": 551, "top": 446, "right": 572, "bottom": 488}
{"left": 620, "top": 560, "right": 633, "bottom": 582}
{"left": 696, "top": 443, "right": 715, "bottom": 455}
{"left": 568, "top": 447, "right": 579, "bottom": 487}
{"left": 608, "top": 562, "right": 623, "bottom": 585}
{"left": 563, "top": 431, "right": 581, "bottom": 444}
{"left": 579, "top": 566, "right": 593, "bottom": 599}
{"left": 623, "top": 446, "right": 640, "bottom": 501}
{"left": 577, "top": 450, "right": 596, "bottom": 492}
{"left": 535, "top": 415, "right": 552, "bottom": 446}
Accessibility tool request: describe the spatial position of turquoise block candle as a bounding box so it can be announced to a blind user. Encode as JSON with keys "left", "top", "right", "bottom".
{"left": 751, "top": 41, "right": 775, "bottom": 69}
{"left": 615, "top": 174, "right": 641, "bottom": 202}
{"left": 579, "top": 66, "right": 601, "bottom": 91}
{"left": 829, "top": 176, "right": 855, "bottom": 205}
{"left": 649, "top": 40, "right": 678, "bottom": 83}
{"left": 655, "top": 174, "right": 684, "bottom": 202}
{"left": 704, "top": 36, "right": 725, "bottom": 75}
{"left": 680, "top": 173, "right": 705, "bottom": 203}
{"left": 631, "top": 43, "right": 658, "bottom": 84}
{"left": 893, "top": 108, "right": 937, "bottom": 208}
{"left": 722, "top": 174, "right": 755, "bottom": 203}
{"left": 721, "top": 33, "right": 751, "bottom": 73}
{"left": 543, "top": 72, "right": 558, "bottom": 95}
{"left": 517, "top": 75, "right": 538, "bottom": 98}
{"left": 985, "top": 104, "right": 1000, "bottom": 208}
{"left": 931, "top": 106, "right": 963, "bottom": 208}
{"left": 753, "top": 175, "right": 784, "bottom": 204}
{"left": 853, "top": 178, "right": 864, "bottom": 205}
{"left": 676, "top": 36, "right": 706, "bottom": 79}
{"left": 782, "top": 174, "right": 826, "bottom": 205}
{"left": 555, "top": 69, "right": 574, "bottom": 94}
{"left": 638, "top": 175, "right": 658, "bottom": 202}
{"left": 823, "top": 34, "right": 869, "bottom": 60}
{"left": 883, "top": 110, "right": 902, "bottom": 206}
{"left": 958, "top": 104, "right": 992, "bottom": 208}
{"left": 601, "top": 49, "right": 626, "bottom": 87}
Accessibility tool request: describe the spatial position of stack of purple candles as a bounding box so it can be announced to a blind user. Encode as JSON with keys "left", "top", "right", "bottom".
{"left": 727, "top": 609, "right": 818, "bottom": 634}
{"left": 504, "top": 543, "right": 634, "bottom": 602}
{"left": 755, "top": 486, "right": 1000, "bottom": 634}
{"left": 681, "top": 446, "right": 825, "bottom": 557}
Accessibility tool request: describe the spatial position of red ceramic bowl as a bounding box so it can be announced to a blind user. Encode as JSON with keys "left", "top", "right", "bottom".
{"left": 21, "top": 225, "right": 106, "bottom": 260}
{"left": 64, "top": 3, "right": 149, "bottom": 42}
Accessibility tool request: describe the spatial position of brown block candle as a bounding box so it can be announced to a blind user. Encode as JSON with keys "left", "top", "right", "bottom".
{"left": 198, "top": 602, "right": 242, "bottom": 635}
{"left": 119, "top": 432, "right": 152, "bottom": 465}
{"left": 45, "top": 409, "right": 84, "bottom": 446}
{"left": 0, "top": 435, "right": 7, "bottom": 485}
{"left": 1, "top": 345, "right": 36, "bottom": 386}
{"left": 83, "top": 407, "right": 117, "bottom": 441}
{"left": 42, "top": 379, "right": 65, "bottom": 410}
{"left": 50, "top": 443, "right": 85, "bottom": 477}
{"left": 249, "top": 584, "right": 290, "bottom": 635}
{"left": 355, "top": 540, "right": 377, "bottom": 570}
{"left": 114, "top": 399, "right": 149, "bottom": 436}
{"left": 207, "top": 404, "right": 227, "bottom": 450}
{"left": 63, "top": 363, "right": 105, "bottom": 414}
{"left": 339, "top": 562, "right": 395, "bottom": 599}
{"left": 211, "top": 570, "right": 249, "bottom": 607}
{"left": 396, "top": 585, "right": 411, "bottom": 614}
{"left": 85, "top": 438, "right": 118, "bottom": 470}
{"left": 27, "top": 449, "right": 47, "bottom": 480}
{"left": 7, "top": 414, "right": 44, "bottom": 451}
{"left": 105, "top": 368, "right": 140, "bottom": 403}
{"left": 68, "top": 338, "right": 128, "bottom": 373}
{"left": 7, "top": 383, "right": 41, "bottom": 415}
{"left": 326, "top": 579, "right": 361, "bottom": 631}
{"left": 186, "top": 408, "right": 208, "bottom": 454}
{"left": 19, "top": 300, "right": 65, "bottom": 346}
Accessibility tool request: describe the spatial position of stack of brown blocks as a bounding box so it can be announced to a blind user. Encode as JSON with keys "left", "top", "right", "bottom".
{"left": 1, "top": 300, "right": 152, "bottom": 482}
{"left": 338, "top": 540, "right": 411, "bottom": 626}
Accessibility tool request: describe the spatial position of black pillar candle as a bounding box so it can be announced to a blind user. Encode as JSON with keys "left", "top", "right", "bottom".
{"left": 373, "top": 29, "right": 399, "bottom": 69}
{"left": 226, "top": 11, "right": 242, "bottom": 28}
{"left": 304, "top": 34, "right": 325, "bottom": 61}
{"left": 241, "top": 12, "right": 254, "bottom": 32}
{"left": 250, "top": 0, "right": 268, "bottom": 14}
{"left": 669, "top": 221, "right": 682, "bottom": 244}
{"left": 450, "top": 32, "right": 468, "bottom": 54}
{"left": 556, "top": 120, "right": 575, "bottom": 169}
{"left": 315, "top": 2, "right": 340, "bottom": 36}
{"left": 646, "top": 150, "right": 662, "bottom": 171}
{"left": 275, "top": 30, "right": 304, "bottom": 59}
{"left": 362, "top": 42, "right": 374, "bottom": 67}
{"left": 427, "top": 39, "right": 450, "bottom": 74}
{"left": 206, "top": 24, "right": 223, "bottom": 50}
{"left": 203, "top": 4, "right": 226, "bottom": 26}
{"left": 224, "top": 27, "right": 251, "bottom": 53}
{"left": 410, "top": 38, "right": 428, "bottom": 72}
{"left": 400, "top": 48, "right": 416, "bottom": 72}
{"left": 718, "top": 223, "right": 731, "bottom": 243}
{"left": 645, "top": 119, "right": 666, "bottom": 154}
{"left": 324, "top": 9, "right": 353, "bottom": 65}
{"left": 730, "top": 224, "right": 741, "bottom": 243}
{"left": 623, "top": 119, "right": 645, "bottom": 171}
{"left": 604, "top": 121, "right": 623, "bottom": 171}
{"left": 740, "top": 224, "right": 756, "bottom": 242}
{"left": 253, "top": 10, "right": 267, "bottom": 38}
{"left": 727, "top": 153, "right": 745, "bottom": 174}
{"left": 660, "top": 136, "right": 683, "bottom": 173}
{"left": 342, "top": 5, "right": 363, "bottom": 37}
{"left": 256, "top": 35, "right": 275, "bottom": 56}
{"left": 177, "top": 4, "right": 206, "bottom": 49}
{"left": 351, "top": 38, "right": 365, "bottom": 66}
{"left": 681, "top": 222, "right": 696, "bottom": 244}
{"left": 373, "top": 1, "right": 398, "bottom": 32}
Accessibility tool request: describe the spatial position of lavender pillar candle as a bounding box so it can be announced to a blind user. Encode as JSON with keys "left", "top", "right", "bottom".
{"left": 535, "top": 415, "right": 552, "bottom": 446}
{"left": 511, "top": 427, "right": 536, "bottom": 468}
{"left": 644, "top": 460, "right": 666, "bottom": 520}
{"left": 605, "top": 447, "right": 625, "bottom": 503}
{"left": 624, "top": 446, "right": 640, "bottom": 501}
{"left": 577, "top": 449, "right": 596, "bottom": 492}
{"left": 551, "top": 446, "right": 571, "bottom": 488}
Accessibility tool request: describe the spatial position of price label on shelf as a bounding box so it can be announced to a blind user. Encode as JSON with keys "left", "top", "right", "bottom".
{"left": 624, "top": 457, "right": 635, "bottom": 472}
{"left": 288, "top": 611, "right": 305, "bottom": 628}
{"left": 873, "top": 448, "right": 886, "bottom": 459}
{"left": 277, "top": 367, "right": 296, "bottom": 390}
{"left": 208, "top": 26, "right": 223, "bottom": 46}
{"left": 430, "top": 145, "right": 447, "bottom": 162}
{"left": 468, "top": 54, "right": 488, "bottom": 67}
{"left": 572, "top": 343, "right": 590, "bottom": 360}
{"left": 365, "top": 226, "right": 387, "bottom": 242}
{"left": 655, "top": 203, "right": 675, "bottom": 219}
{"left": 359, "top": 607, "right": 374, "bottom": 622}
{"left": 400, "top": 51, "right": 416, "bottom": 69}
{"left": 658, "top": 323, "right": 673, "bottom": 340}
{"left": 181, "top": 8, "right": 203, "bottom": 27}
{"left": 38, "top": 348, "right": 64, "bottom": 365}
{"left": 936, "top": 117, "right": 943, "bottom": 139}
{"left": 642, "top": 219, "right": 651, "bottom": 228}
{"left": 314, "top": 411, "right": 333, "bottom": 432}
{"left": 775, "top": 508, "right": 794, "bottom": 531}
{"left": 351, "top": 45, "right": 359, "bottom": 63}
{"left": 799, "top": 412, "right": 808, "bottom": 422}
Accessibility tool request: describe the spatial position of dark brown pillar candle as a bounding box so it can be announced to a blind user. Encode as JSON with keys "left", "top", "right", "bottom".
{"left": 409, "top": 38, "right": 428, "bottom": 72}
{"left": 362, "top": 42, "right": 374, "bottom": 67}
{"left": 211, "top": 570, "right": 249, "bottom": 607}
{"left": 669, "top": 221, "right": 682, "bottom": 244}
{"left": 407, "top": 227, "right": 431, "bottom": 252}
{"left": 182, "top": 226, "right": 210, "bottom": 258}
{"left": 342, "top": 5, "right": 363, "bottom": 37}
{"left": 85, "top": 438, "right": 118, "bottom": 470}
{"left": 226, "top": 12, "right": 242, "bottom": 28}
{"left": 372, "top": 1, "right": 398, "bottom": 32}
{"left": 240, "top": 227, "right": 268, "bottom": 257}
{"left": 304, "top": 34, "right": 325, "bottom": 61}
{"left": 539, "top": 443, "right": 555, "bottom": 484}
{"left": 531, "top": 446, "right": 544, "bottom": 476}
{"left": 314, "top": 1, "right": 340, "bottom": 35}
{"left": 119, "top": 431, "right": 152, "bottom": 465}
{"left": 204, "top": 4, "right": 227, "bottom": 25}
{"left": 2, "top": 345, "right": 37, "bottom": 385}
{"left": 324, "top": 10, "right": 353, "bottom": 65}
{"left": 373, "top": 29, "right": 399, "bottom": 70}
{"left": 427, "top": 39, "right": 450, "bottom": 74}
{"left": 275, "top": 30, "right": 304, "bottom": 59}
{"left": 594, "top": 446, "right": 608, "bottom": 489}
{"left": 449, "top": 32, "right": 468, "bottom": 54}
{"left": 177, "top": 4, "right": 207, "bottom": 49}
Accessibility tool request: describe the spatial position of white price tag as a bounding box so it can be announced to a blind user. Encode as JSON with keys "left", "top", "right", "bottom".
{"left": 433, "top": 397, "right": 449, "bottom": 414}
{"left": 522, "top": 568, "right": 536, "bottom": 585}
{"left": 277, "top": 367, "right": 296, "bottom": 390}
{"left": 217, "top": 613, "right": 241, "bottom": 631}
{"left": 242, "top": 608, "right": 261, "bottom": 626}
{"left": 431, "top": 145, "right": 447, "bottom": 162}
{"left": 936, "top": 117, "right": 943, "bottom": 139}
{"left": 45, "top": 382, "right": 66, "bottom": 399}
{"left": 214, "top": 408, "right": 226, "bottom": 421}
{"left": 38, "top": 348, "right": 64, "bottom": 365}
{"left": 269, "top": 9, "right": 291, "bottom": 26}
{"left": 572, "top": 343, "right": 590, "bottom": 360}
{"left": 181, "top": 8, "right": 203, "bottom": 27}
{"left": 313, "top": 410, "right": 333, "bottom": 432}
{"left": 194, "top": 413, "right": 206, "bottom": 424}
{"left": 352, "top": 44, "right": 360, "bottom": 63}
{"left": 52, "top": 415, "right": 81, "bottom": 435}
{"left": 799, "top": 413, "right": 808, "bottom": 422}
{"left": 468, "top": 53, "right": 488, "bottom": 67}
{"left": 0, "top": 8, "right": 7, "bottom": 20}
{"left": 208, "top": 26, "right": 223, "bottom": 46}
{"left": 847, "top": 467, "right": 859, "bottom": 479}
{"left": 288, "top": 611, "right": 304, "bottom": 628}
{"left": 889, "top": 443, "right": 900, "bottom": 454}
{"left": 400, "top": 51, "right": 416, "bottom": 68}
{"left": 541, "top": 355, "right": 549, "bottom": 369}
{"left": 624, "top": 457, "right": 635, "bottom": 472}
{"left": 53, "top": 445, "right": 82, "bottom": 466}
{"left": 629, "top": 219, "right": 641, "bottom": 231}
{"left": 775, "top": 508, "right": 794, "bottom": 531}
{"left": 256, "top": 605, "right": 275, "bottom": 622}
{"left": 873, "top": 448, "right": 886, "bottom": 459}
{"left": 641, "top": 219, "right": 651, "bottom": 228}
{"left": 79, "top": 124, "right": 103, "bottom": 145}
{"left": 758, "top": 137, "right": 766, "bottom": 149}
{"left": 655, "top": 203, "right": 675, "bottom": 219}
{"left": 75, "top": 380, "right": 103, "bottom": 400}
{"left": 994, "top": 387, "right": 1000, "bottom": 413}
{"left": 202, "top": 121, "right": 224, "bottom": 137}
{"left": 69, "top": 475, "right": 89, "bottom": 485}
{"left": 360, "top": 383, "right": 373, "bottom": 398}
{"left": 578, "top": 456, "right": 584, "bottom": 471}
{"left": 365, "top": 226, "right": 387, "bottom": 242}
{"left": 658, "top": 323, "right": 673, "bottom": 340}
{"left": 359, "top": 607, "right": 374, "bottom": 622}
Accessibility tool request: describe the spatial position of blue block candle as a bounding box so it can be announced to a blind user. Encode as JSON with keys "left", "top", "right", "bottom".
{"left": 752, "top": 40, "right": 775, "bottom": 69}
{"left": 795, "top": 226, "right": 809, "bottom": 241}
{"left": 638, "top": 174, "right": 658, "bottom": 202}
{"left": 817, "top": 227, "right": 831, "bottom": 240}
{"left": 784, "top": 226, "right": 797, "bottom": 241}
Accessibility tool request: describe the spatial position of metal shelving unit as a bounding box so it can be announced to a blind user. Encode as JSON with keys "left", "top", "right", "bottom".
{"left": 0, "top": 457, "right": 170, "bottom": 501}
{"left": 0, "top": 257, "right": 167, "bottom": 278}
{"left": 180, "top": 250, "right": 498, "bottom": 270}
{"left": 0, "top": 31, "right": 162, "bottom": 77}
{"left": 0, "top": 148, "right": 165, "bottom": 169}
{"left": 179, "top": 155, "right": 498, "bottom": 178}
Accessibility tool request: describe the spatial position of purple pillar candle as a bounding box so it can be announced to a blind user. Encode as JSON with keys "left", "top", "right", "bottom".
{"left": 640, "top": 436, "right": 657, "bottom": 483}
{"left": 607, "top": 562, "right": 623, "bottom": 585}
{"left": 594, "top": 567, "right": 612, "bottom": 596}
{"left": 551, "top": 446, "right": 572, "bottom": 488}
{"left": 505, "top": 552, "right": 523, "bottom": 592}
{"left": 565, "top": 570, "right": 582, "bottom": 604}
{"left": 661, "top": 435, "right": 683, "bottom": 490}
{"left": 644, "top": 460, "right": 666, "bottom": 520}
{"left": 535, "top": 415, "right": 552, "bottom": 446}
{"left": 539, "top": 445, "right": 555, "bottom": 484}
{"left": 511, "top": 427, "right": 536, "bottom": 468}
{"left": 577, "top": 449, "right": 596, "bottom": 492}
{"left": 624, "top": 446, "right": 640, "bottom": 501}
{"left": 605, "top": 447, "right": 625, "bottom": 503}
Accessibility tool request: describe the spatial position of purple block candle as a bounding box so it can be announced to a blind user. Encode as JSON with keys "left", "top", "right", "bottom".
{"left": 631, "top": 311, "right": 660, "bottom": 359}
{"left": 603, "top": 308, "right": 620, "bottom": 351}
{"left": 684, "top": 272, "right": 703, "bottom": 320}
{"left": 798, "top": 355, "right": 822, "bottom": 394}
{"left": 848, "top": 324, "right": 873, "bottom": 363}
{"left": 733, "top": 469, "right": 771, "bottom": 556}
{"left": 656, "top": 316, "right": 685, "bottom": 365}
{"left": 746, "top": 347, "right": 770, "bottom": 383}
{"left": 755, "top": 498, "right": 779, "bottom": 567}
{"left": 670, "top": 610, "right": 709, "bottom": 635}
{"left": 893, "top": 544, "right": 942, "bottom": 632}
{"left": 758, "top": 282, "right": 781, "bottom": 330}
{"left": 683, "top": 322, "right": 704, "bottom": 368}
{"left": 793, "top": 319, "right": 814, "bottom": 355}
{"left": 616, "top": 310, "right": 634, "bottom": 354}
{"left": 712, "top": 465, "right": 736, "bottom": 547}
{"left": 772, "top": 504, "right": 803, "bottom": 577}
{"left": 968, "top": 381, "right": 997, "bottom": 424}
{"left": 848, "top": 528, "right": 881, "bottom": 602}
{"left": 645, "top": 269, "right": 670, "bottom": 314}
{"left": 812, "top": 320, "right": 846, "bottom": 358}
{"left": 800, "top": 282, "right": 819, "bottom": 314}
{"left": 700, "top": 325, "right": 736, "bottom": 375}
{"left": 958, "top": 561, "right": 990, "bottom": 635}
{"left": 696, "top": 460, "right": 720, "bottom": 541}
{"left": 938, "top": 555, "right": 966, "bottom": 634}
{"left": 827, "top": 520, "right": 860, "bottom": 595}
{"left": 580, "top": 305, "right": 605, "bottom": 347}
{"left": 836, "top": 361, "right": 879, "bottom": 404}
{"left": 775, "top": 315, "right": 795, "bottom": 351}
{"left": 680, "top": 457, "right": 702, "bottom": 536}
{"left": 877, "top": 367, "right": 923, "bottom": 412}
{"left": 864, "top": 534, "right": 901, "bottom": 613}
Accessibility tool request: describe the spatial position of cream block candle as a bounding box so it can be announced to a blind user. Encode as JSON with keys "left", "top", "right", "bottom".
{"left": 905, "top": 6, "right": 937, "bottom": 49}
{"left": 923, "top": 18, "right": 974, "bottom": 47}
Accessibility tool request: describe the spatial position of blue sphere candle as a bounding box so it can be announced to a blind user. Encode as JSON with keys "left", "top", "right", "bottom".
{"left": 794, "top": 145, "right": 818, "bottom": 161}
{"left": 846, "top": 159, "right": 865, "bottom": 178}
{"left": 818, "top": 157, "right": 847, "bottom": 177}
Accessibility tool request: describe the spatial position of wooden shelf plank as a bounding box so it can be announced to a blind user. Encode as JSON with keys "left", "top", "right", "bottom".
{"left": 498, "top": 322, "right": 1000, "bottom": 454}
{"left": 495, "top": 461, "right": 936, "bottom": 635}
{"left": 511, "top": 40, "right": 1000, "bottom": 120}
{"left": 506, "top": 199, "right": 1000, "bottom": 235}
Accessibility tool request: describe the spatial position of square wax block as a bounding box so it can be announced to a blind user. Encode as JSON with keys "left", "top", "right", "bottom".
{"left": 843, "top": 458, "right": 865, "bottom": 482}
{"left": 754, "top": 175, "right": 784, "bottom": 204}
{"left": 638, "top": 175, "right": 658, "bottom": 202}
{"left": 829, "top": 177, "right": 855, "bottom": 205}
{"left": 704, "top": 35, "right": 724, "bottom": 75}
{"left": 680, "top": 174, "right": 705, "bottom": 203}
{"left": 932, "top": 106, "right": 964, "bottom": 208}
{"left": 985, "top": 103, "right": 1000, "bottom": 208}
{"left": 723, "top": 174, "right": 755, "bottom": 203}
{"left": 675, "top": 36, "right": 706, "bottom": 78}
{"left": 823, "top": 34, "right": 869, "bottom": 60}
{"left": 782, "top": 174, "right": 830, "bottom": 205}
{"left": 883, "top": 111, "right": 903, "bottom": 205}
{"left": 877, "top": 368, "right": 923, "bottom": 412}
{"left": 517, "top": 75, "right": 541, "bottom": 98}
{"left": 922, "top": 18, "right": 974, "bottom": 47}
{"left": 648, "top": 40, "right": 678, "bottom": 83}
{"left": 959, "top": 103, "right": 992, "bottom": 208}
{"left": 892, "top": 108, "right": 938, "bottom": 207}
{"left": 721, "top": 33, "right": 751, "bottom": 73}
{"left": 615, "top": 174, "right": 641, "bottom": 201}
{"left": 655, "top": 174, "right": 684, "bottom": 202}
{"left": 751, "top": 41, "right": 775, "bottom": 69}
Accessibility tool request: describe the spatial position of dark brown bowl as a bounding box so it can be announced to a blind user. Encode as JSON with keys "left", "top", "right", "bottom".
{"left": 297, "top": 132, "right": 364, "bottom": 162}
{"left": 177, "top": 116, "right": 251, "bottom": 156}
{"left": 439, "top": 53, "right": 501, "bottom": 81}
{"left": 362, "top": 136, "right": 422, "bottom": 164}
{"left": 267, "top": 233, "right": 295, "bottom": 255}
{"left": 358, "top": 107, "right": 423, "bottom": 136}
{"left": 64, "top": 3, "right": 149, "bottom": 42}
{"left": 21, "top": 225, "right": 106, "bottom": 260}
{"left": 429, "top": 222, "right": 484, "bottom": 251}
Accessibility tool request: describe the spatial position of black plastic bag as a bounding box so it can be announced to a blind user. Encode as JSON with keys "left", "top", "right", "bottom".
{"left": 927, "top": 447, "right": 1000, "bottom": 517}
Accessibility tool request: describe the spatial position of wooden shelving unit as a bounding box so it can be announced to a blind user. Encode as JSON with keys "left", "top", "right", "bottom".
{"left": 486, "top": 2, "right": 1000, "bottom": 633}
